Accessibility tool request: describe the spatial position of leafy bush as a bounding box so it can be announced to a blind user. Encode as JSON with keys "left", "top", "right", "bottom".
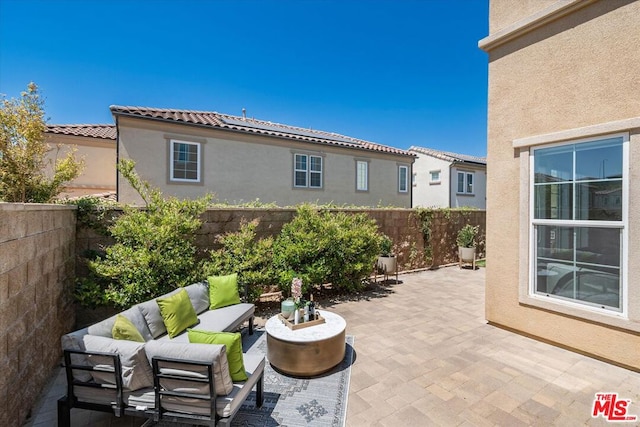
{"left": 78, "top": 160, "right": 210, "bottom": 308}
{"left": 274, "top": 205, "right": 382, "bottom": 294}
{"left": 202, "top": 219, "right": 278, "bottom": 301}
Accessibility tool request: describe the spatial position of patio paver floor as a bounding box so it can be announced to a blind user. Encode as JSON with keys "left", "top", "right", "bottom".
{"left": 23, "top": 267, "right": 640, "bottom": 426}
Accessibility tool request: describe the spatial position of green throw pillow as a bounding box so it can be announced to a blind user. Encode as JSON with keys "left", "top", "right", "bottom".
{"left": 187, "top": 329, "right": 248, "bottom": 381}
{"left": 208, "top": 273, "right": 241, "bottom": 310}
{"left": 112, "top": 314, "right": 145, "bottom": 342}
{"left": 157, "top": 289, "right": 198, "bottom": 338}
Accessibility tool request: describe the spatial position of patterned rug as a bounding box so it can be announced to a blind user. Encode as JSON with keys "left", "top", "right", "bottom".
{"left": 231, "top": 329, "right": 355, "bottom": 427}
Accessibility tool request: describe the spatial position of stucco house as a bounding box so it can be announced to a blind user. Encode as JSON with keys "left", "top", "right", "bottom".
{"left": 409, "top": 146, "right": 486, "bottom": 208}
{"left": 45, "top": 124, "right": 116, "bottom": 198}
{"left": 111, "top": 106, "right": 415, "bottom": 207}
{"left": 479, "top": 0, "right": 639, "bottom": 370}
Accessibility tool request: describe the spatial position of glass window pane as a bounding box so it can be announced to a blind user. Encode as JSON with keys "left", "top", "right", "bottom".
{"left": 310, "top": 172, "right": 321, "bottom": 188}
{"left": 457, "top": 172, "right": 464, "bottom": 192}
{"left": 535, "top": 225, "right": 621, "bottom": 310}
{"left": 466, "top": 173, "right": 473, "bottom": 193}
{"left": 534, "top": 145, "right": 573, "bottom": 183}
{"left": 575, "top": 181, "right": 622, "bottom": 221}
{"left": 310, "top": 156, "right": 322, "bottom": 172}
{"left": 575, "top": 138, "right": 623, "bottom": 181}
{"left": 295, "top": 171, "right": 306, "bottom": 186}
{"left": 534, "top": 183, "right": 572, "bottom": 219}
{"left": 357, "top": 161, "right": 368, "bottom": 191}
{"left": 295, "top": 154, "right": 306, "bottom": 171}
{"left": 575, "top": 227, "right": 620, "bottom": 267}
{"left": 399, "top": 167, "right": 408, "bottom": 192}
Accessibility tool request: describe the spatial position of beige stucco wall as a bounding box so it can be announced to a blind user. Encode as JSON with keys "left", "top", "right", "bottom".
{"left": 45, "top": 133, "right": 116, "bottom": 198}
{"left": 116, "top": 117, "right": 412, "bottom": 207}
{"left": 482, "top": 0, "right": 640, "bottom": 370}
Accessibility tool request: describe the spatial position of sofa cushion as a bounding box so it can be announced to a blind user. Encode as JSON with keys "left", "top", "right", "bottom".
{"left": 208, "top": 273, "right": 241, "bottom": 310}
{"left": 157, "top": 289, "right": 199, "bottom": 339}
{"left": 61, "top": 328, "right": 92, "bottom": 382}
{"left": 187, "top": 329, "right": 248, "bottom": 381}
{"left": 184, "top": 282, "right": 210, "bottom": 314}
{"left": 195, "top": 303, "right": 255, "bottom": 333}
{"left": 144, "top": 340, "right": 234, "bottom": 396}
{"left": 112, "top": 314, "right": 145, "bottom": 342}
{"left": 83, "top": 335, "right": 154, "bottom": 391}
{"left": 87, "top": 306, "right": 153, "bottom": 342}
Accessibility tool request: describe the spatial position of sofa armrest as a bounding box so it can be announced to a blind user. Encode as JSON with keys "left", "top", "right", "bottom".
{"left": 61, "top": 349, "right": 126, "bottom": 419}
{"left": 151, "top": 355, "right": 217, "bottom": 423}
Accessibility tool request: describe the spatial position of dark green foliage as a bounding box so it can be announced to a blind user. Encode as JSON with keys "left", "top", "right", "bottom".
{"left": 273, "top": 205, "right": 382, "bottom": 294}
{"left": 202, "top": 220, "right": 278, "bottom": 302}
{"left": 77, "top": 160, "right": 210, "bottom": 308}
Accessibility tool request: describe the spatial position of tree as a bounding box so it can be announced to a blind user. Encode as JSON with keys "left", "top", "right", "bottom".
{"left": 0, "top": 82, "right": 82, "bottom": 202}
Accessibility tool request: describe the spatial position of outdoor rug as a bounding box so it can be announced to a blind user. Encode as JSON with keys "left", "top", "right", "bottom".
{"left": 230, "top": 329, "right": 355, "bottom": 427}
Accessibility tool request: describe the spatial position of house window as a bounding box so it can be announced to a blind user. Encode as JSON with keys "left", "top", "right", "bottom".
{"left": 457, "top": 171, "right": 474, "bottom": 194}
{"left": 170, "top": 140, "right": 200, "bottom": 182}
{"left": 294, "top": 153, "right": 322, "bottom": 188}
{"left": 430, "top": 170, "right": 441, "bottom": 184}
{"left": 398, "top": 165, "right": 409, "bottom": 193}
{"left": 356, "top": 160, "right": 368, "bottom": 191}
{"left": 531, "top": 135, "right": 625, "bottom": 312}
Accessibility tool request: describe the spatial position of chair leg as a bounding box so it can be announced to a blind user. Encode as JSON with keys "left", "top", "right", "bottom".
{"left": 57, "top": 397, "right": 71, "bottom": 427}
{"left": 249, "top": 316, "right": 254, "bottom": 335}
{"left": 256, "top": 372, "right": 264, "bottom": 408}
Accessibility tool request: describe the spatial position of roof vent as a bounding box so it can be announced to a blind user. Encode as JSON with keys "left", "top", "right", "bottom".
{"left": 242, "top": 108, "right": 246, "bottom": 120}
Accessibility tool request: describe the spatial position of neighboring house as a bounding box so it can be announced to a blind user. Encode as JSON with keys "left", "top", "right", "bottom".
{"left": 111, "top": 106, "right": 415, "bottom": 207}
{"left": 45, "top": 124, "right": 117, "bottom": 198}
{"left": 409, "top": 146, "right": 486, "bottom": 209}
{"left": 480, "top": 0, "right": 639, "bottom": 370}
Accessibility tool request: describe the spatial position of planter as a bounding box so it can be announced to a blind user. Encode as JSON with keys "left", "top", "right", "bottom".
{"left": 458, "top": 246, "right": 476, "bottom": 269}
{"left": 377, "top": 255, "right": 397, "bottom": 274}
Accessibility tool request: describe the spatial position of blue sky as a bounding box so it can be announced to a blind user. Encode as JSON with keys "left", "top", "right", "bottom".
{"left": 0, "top": 0, "right": 489, "bottom": 156}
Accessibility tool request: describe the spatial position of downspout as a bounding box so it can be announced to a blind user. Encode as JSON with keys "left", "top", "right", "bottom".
{"left": 115, "top": 115, "right": 120, "bottom": 203}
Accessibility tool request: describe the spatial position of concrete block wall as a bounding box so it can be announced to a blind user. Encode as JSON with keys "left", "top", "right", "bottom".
{"left": 0, "top": 204, "right": 76, "bottom": 427}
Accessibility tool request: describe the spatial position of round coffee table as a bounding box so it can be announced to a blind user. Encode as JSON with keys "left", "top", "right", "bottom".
{"left": 265, "top": 310, "right": 346, "bottom": 377}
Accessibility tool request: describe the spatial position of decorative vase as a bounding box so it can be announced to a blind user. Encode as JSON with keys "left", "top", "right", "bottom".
{"left": 281, "top": 299, "right": 295, "bottom": 320}
{"left": 294, "top": 308, "right": 300, "bottom": 325}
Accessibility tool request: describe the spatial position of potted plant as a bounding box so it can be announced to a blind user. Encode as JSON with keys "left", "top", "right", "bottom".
{"left": 377, "top": 234, "right": 397, "bottom": 274}
{"left": 456, "top": 224, "right": 479, "bottom": 266}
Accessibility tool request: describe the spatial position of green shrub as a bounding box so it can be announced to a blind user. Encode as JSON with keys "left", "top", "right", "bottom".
{"left": 78, "top": 160, "right": 210, "bottom": 308}
{"left": 202, "top": 219, "right": 277, "bottom": 301}
{"left": 274, "top": 205, "right": 382, "bottom": 294}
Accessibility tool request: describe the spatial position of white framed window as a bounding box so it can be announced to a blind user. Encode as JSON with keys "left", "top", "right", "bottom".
{"left": 356, "top": 160, "right": 368, "bottom": 191}
{"left": 457, "top": 171, "right": 474, "bottom": 194}
{"left": 170, "top": 140, "right": 200, "bottom": 182}
{"left": 398, "top": 165, "right": 409, "bottom": 193}
{"left": 530, "top": 134, "right": 626, "bottom": 313}
{"left": 430, "top": 170, "right": 441, "bottom": 184}
{"left": 294, "top": 153, "right": 322, "bottom": 188}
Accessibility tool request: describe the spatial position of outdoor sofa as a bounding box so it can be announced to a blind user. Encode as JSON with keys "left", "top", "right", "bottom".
{"left": 58, "top": 275, "right": 264, "bottom": 426}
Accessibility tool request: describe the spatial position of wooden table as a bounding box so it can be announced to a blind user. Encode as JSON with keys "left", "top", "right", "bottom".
{"left": 265, "top": 311, "right": 346, "bottom": 377}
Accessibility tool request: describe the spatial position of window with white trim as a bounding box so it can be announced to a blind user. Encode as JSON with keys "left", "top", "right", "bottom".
{"left": 356, "top": 160, "right": 368, "bottom": 191}
{"left": 294, "top": 153, "right": 322, "bottom": 188}
{"left": 430, "top": 170, "right": 441, "bottom": 184}
{"left": 398, "top": 165, "right": 408, "bottom": 193}
{"left": 457, "top": 171, "right": 474, "bottom": 194}
{"left": 531, "top": 135, "right": 625, "bottom": 312}
{"left": 170, "top": 140, "right": 200, "bottom": 182}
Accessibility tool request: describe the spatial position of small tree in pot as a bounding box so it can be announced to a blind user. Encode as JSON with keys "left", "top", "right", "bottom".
{"left": 456, "top": 224, "right": 479, "bottom": 268}
{"left": 377, "top": 234, "right": 397, "bottom": 274}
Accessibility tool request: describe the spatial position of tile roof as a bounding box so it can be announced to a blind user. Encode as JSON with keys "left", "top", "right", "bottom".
{"left": 409, "top": 146, "right": 486, "bottom": 165}
{"left": 46, "top": 124, "right": 116, "bottom": 140}
{"left": 110, "top": 105, "right": 413, "bottom": 157}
